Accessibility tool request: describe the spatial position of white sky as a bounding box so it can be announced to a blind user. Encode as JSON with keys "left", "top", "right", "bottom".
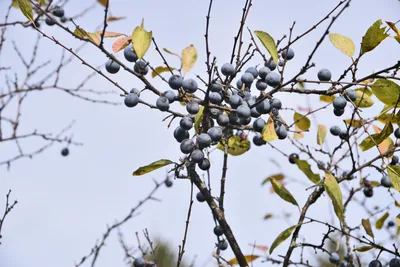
{"left": 1, "top": 0, "right": 400, "bottom": 266}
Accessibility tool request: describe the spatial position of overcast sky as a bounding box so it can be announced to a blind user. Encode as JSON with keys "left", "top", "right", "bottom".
{"left": 1, "top": 0, "right": 400, "bottom": 266}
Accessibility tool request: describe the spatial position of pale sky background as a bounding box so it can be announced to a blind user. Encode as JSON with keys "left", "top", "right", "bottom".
{"left": 1, "top": 0, "right": 400, "bottom": 266}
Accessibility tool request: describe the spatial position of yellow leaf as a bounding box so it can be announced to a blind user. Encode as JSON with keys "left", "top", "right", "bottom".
{"left": 181, "top": 44, "right": 198, "bottom": 75}
{"left": 112, "top": 36, "right": 132, "bottom": 53}
{"left": 133, "top": 159, "right": 174, "bottom": 176}
{"left": 354, "top": 88, "right": 374, "bottom": 108}
{"left": 216, "top": 136, "right": 250, "bottom": 156}
{"left": 227, "top": 255, "right": 259, "bottom": 265}
{"left": 151, "top": 66, "right": 175, "bottom": 78}
{"left": 270, "top": 178, "right": 298, "bottom": 207}
{"left": 294, "top": 125, "right": 304, "bottom": 140}
{"left": 269, "top": 225, "right": 297, "bottom": 254}
{"left": 17, "top": 0, "right": 34, "bottom": 24}
{"left": 387, "top": 165, "right": 400, "bottom": 192}
{"left": 329, "top": 33, "right": 355, "bottom": 57}
{"left": 293, "top": 112, "right": 310, "bottom": 131}
{"left": 361, "top": 19, "right": 389, "bottom": 55}
{"left": 386, "top": 21, "right": 400, "bottom": 37}
{"left": 362, "top": 218, "right": 374, "bottom": 239}
{"left": 317, "top": 125, "right": 327, "bottom": 145}
{"left": 262, "top": 116, "right": 278, "bottom": 142}
{"left": 371, "top": 79, "right": 400, "bottom": 106}
{"left": 344, "top": 119, "right": 365, "bottom": 128}
{"left": 353, "top": 246, "right": 373, "bottom": 252}
{"left": 254, "top": 31, "right": 279, "bottom": 66}
{"left": 375, "top": 212, "right": 389, "bottom": 229}
{"left": 320, "top": 95, "right": 335, "bottom": 103}
{"left": 261, "top": 173, "right": 284, "bottom": 185}
{"left": 324, "top": 172, "right": 343, "bottom": 221}
{"left": 132, "top": 22, "right": 152, "bottom": 59}
{"left": 396, "top": 214, "right": 400, "bottom": 227}
{"left": 359, "top": 118, "right": 393, "bottom": 151}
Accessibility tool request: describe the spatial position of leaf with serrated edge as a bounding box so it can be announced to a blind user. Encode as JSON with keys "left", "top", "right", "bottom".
{"left": 324, "top": 172, "right": 343, "bottom": 221}
{"left": 317, "top": 125, "right": 327, "bottom": 145}
{"left": 376, "top": 212, "right": 389, "bottom": 229}
{"left": 133, "top": 159, "right": 174, "bottom": 176}
{"left": 269, "top": 225, "right": 297, "bottom": 254}
{"left": 132, "top": 22, "right": 152, "bottom": 59}
{"left": 181, "top": 45, "right": 197, "bottom": 75}
{"left": 296, "top": 160, "right": 320, "bottom": 184}
{"left": 362, "top": 218, "right": 374, "bottom": 238}
{"left": 329, "top": 33, "right": 355, "bottom": 57}
{"left": 270, "top": 179, "right": 298, "bottom": 207}
{"left": 254, "top": 31, "right": 279, "bottom": 65}
{"left": 361, "top": 19, "right": 389, "bottom": 55}
{"left": 227, "top": 255, "right": 259, "bottom": 265}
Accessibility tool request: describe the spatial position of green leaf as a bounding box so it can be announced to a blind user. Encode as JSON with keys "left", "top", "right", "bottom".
{"left": 254, "top": 31, "right": 279, "bottom": 65}
{"left": 359, "top": 120, "right": 393, "bottom": 151}
{"left": 371, "top": 79, "right": 400, "bottom": 106}
{"left": 227, "top": 255, "right": 259, "bottom": 265}
{"left": 296, "top": 160, "right": 321, "bottom": 184}
{"left": 151, "top": 66, "right": 175, "bottom": 78}
{"left": 262, "top": 116, "right": 278, "bottom": 142}
{"left": 217, "top": 136, "right": 250, "bottom": 156}
{"left": 361, "top": 19, "right": 389, "bottom": 55}
{"left": 375, "top": 212, "right": 389, "bottom": 229}
{"left": 17, "top": 0, "right": 34, "bottom": 24}
{"left": 269, "top": 225, "right": 297, "bottom": 254}
{"left": 317, "top": 125, "right": 327, "bottom": 145}
{"left": 329, "top": 33, "right": 355, "bottom": 57}
{"left": 261, "top": 174, "right": 284, "bottom": 185}
{"left": 132, "top": 21, "right": 152, "bottom": 59}
{"left": 353, "top": 246, "right": 373, "bottom": 252}
{"left": 193, "top": 106, "right": 204, "bottom": 134}
{"left": 344, "top": 119, "right": 365, "bottom": 128}
{"left": 181, "top": 44, "right": 197, "bottom": 75}
{"left": 293, "top": 112, "right": 311, "bottom": 131}
{"left": 387, "top": 165, "right": 400, "bottom": 192}
{"left": 324, "top": 172, "right": 343, "bottom": 222}
{"left": 270, "top": 179, "right": 298, "bottom": 207}
{"left": 133, "top": 159, "right": 174, "bottom": 176}
{"left": 362, "top": 218, "right": 374, "bottom": 239}
{"left": 354, "top": 88, "right": 374, "bottom": 108}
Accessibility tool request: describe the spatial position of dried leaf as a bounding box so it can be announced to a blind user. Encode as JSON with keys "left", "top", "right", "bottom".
{"left": 317, "top": 125, "right": 327, "bottom": 145}
{"left": 112, "top": 36, "right": 132, "bottom": 53}
{"left": 181, "top": 44, "right": 197, "bottom": 75}
{"left": 362, "top": 218, "right": 374, "bottom": 239}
